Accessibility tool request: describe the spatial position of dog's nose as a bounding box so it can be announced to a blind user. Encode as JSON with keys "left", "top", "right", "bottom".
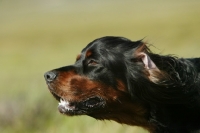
{"left": 44, "top": 71, "right": 57, "bottom": 82}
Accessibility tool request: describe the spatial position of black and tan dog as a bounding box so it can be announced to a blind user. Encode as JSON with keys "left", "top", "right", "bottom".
{"left": 44, "top": 36, "right": 200, "bottom": 133}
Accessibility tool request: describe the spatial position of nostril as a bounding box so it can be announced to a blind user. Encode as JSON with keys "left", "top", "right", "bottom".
{"left": 45, "top": 74, "right": 51, "bottom": 80}
{"left": 44, "top": 71, "right": 57, "bottom": 82}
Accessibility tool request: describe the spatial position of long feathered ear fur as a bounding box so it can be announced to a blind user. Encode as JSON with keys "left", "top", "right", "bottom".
{"left": 125, "top": 41, "right": 197, "bottom": 104}
{"left": 131, "top": 42, "right": 168, "bottom": 84}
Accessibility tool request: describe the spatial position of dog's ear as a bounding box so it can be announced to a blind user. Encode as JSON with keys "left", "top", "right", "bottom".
{"left": 138, "top": 52, "right": 162, "bottom": 83}
{"left": 133, "top": 43, "right": 164, "bottom": 83}
{"left": 138, "top": 52, "right": 158, "bottom": 70}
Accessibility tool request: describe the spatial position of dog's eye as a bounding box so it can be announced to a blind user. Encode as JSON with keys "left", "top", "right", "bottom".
{"left": 87, "top": 59, "right": 98, "bottom": 66}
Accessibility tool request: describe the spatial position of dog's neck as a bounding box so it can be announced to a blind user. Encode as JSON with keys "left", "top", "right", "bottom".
{"left": 88, "top": 97, "right": 155, "bottom": 132}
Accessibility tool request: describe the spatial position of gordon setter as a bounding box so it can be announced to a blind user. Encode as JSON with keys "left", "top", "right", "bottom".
{"left": 44, "top": 36, "right": 200, "bottom": 133}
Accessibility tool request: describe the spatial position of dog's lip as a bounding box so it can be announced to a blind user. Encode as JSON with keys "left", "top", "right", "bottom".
{"left": 48, "top": 87, "right": 106, "bottom": 115}
{"left": 82, "top": 96, "right": 105, "bottom": 108}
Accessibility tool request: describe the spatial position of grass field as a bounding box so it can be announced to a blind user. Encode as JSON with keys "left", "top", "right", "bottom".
{"left": 0, "top": 1, "right": 200, "bottom": 133}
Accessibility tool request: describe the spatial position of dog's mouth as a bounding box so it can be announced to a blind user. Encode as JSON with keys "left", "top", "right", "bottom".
{"left": 51, "top": 91, "right": 106, "bottom": 115}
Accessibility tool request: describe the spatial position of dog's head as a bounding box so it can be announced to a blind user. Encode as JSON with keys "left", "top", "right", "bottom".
{"left": 44, "top": 36, "right": 165, "bottom": 127}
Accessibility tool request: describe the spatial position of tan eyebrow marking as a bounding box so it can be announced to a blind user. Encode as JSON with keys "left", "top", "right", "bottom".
{"left": 85, "top": 50, "right": 92, "bottom": 58}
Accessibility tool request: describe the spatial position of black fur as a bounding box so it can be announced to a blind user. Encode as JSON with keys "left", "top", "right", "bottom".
{"left": 86, "top": 36, "right": 200, "bottom": 132}
{"left": 45, "top": 36, "right": 200, "bottom": 133}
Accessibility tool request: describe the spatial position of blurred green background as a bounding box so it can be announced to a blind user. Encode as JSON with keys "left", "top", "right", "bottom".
{"left": 0, "top": 0, "right": 200, "bottom": 133}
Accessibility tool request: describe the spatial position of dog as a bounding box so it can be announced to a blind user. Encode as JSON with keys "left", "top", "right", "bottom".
{"left": 44, "top": 36, "right": 200, "bottom": 133}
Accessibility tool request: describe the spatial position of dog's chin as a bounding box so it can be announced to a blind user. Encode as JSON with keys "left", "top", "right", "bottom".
{"left": 51, "top": 92, "right": 106, "bottom": 116}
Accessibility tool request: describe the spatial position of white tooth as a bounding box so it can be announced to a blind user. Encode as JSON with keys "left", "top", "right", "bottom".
{"left": 58, "top": 98, "right": 73, "bottom": 111}
{"left": 59, "top": 98, "right": 66, "bottom": 106}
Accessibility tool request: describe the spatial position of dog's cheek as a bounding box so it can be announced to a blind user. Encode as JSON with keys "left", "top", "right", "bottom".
{"left": 116, "top": 79, "right": 127, "bottom": 92}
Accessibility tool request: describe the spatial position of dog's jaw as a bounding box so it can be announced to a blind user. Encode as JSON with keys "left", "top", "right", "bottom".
{"left": 56, "top": 96, "right": 106, "bottom": 116}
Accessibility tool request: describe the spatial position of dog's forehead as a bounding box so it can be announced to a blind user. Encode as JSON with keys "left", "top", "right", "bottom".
{"left": 80, "top": 42, "right": 101, "bottom": 58}
{"left": 82, "top": 36, "right": 131, "bottom": 51}
{"left": 76, "top": 44, "right": 99, "bottom": 62}
{"left": 76, "top": 36, "right": 143, "bottom": 61}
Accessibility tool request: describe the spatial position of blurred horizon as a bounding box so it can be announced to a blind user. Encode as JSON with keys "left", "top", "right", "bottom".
{"left": 0, "top": 1, "right": 200, "bottom": 133}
